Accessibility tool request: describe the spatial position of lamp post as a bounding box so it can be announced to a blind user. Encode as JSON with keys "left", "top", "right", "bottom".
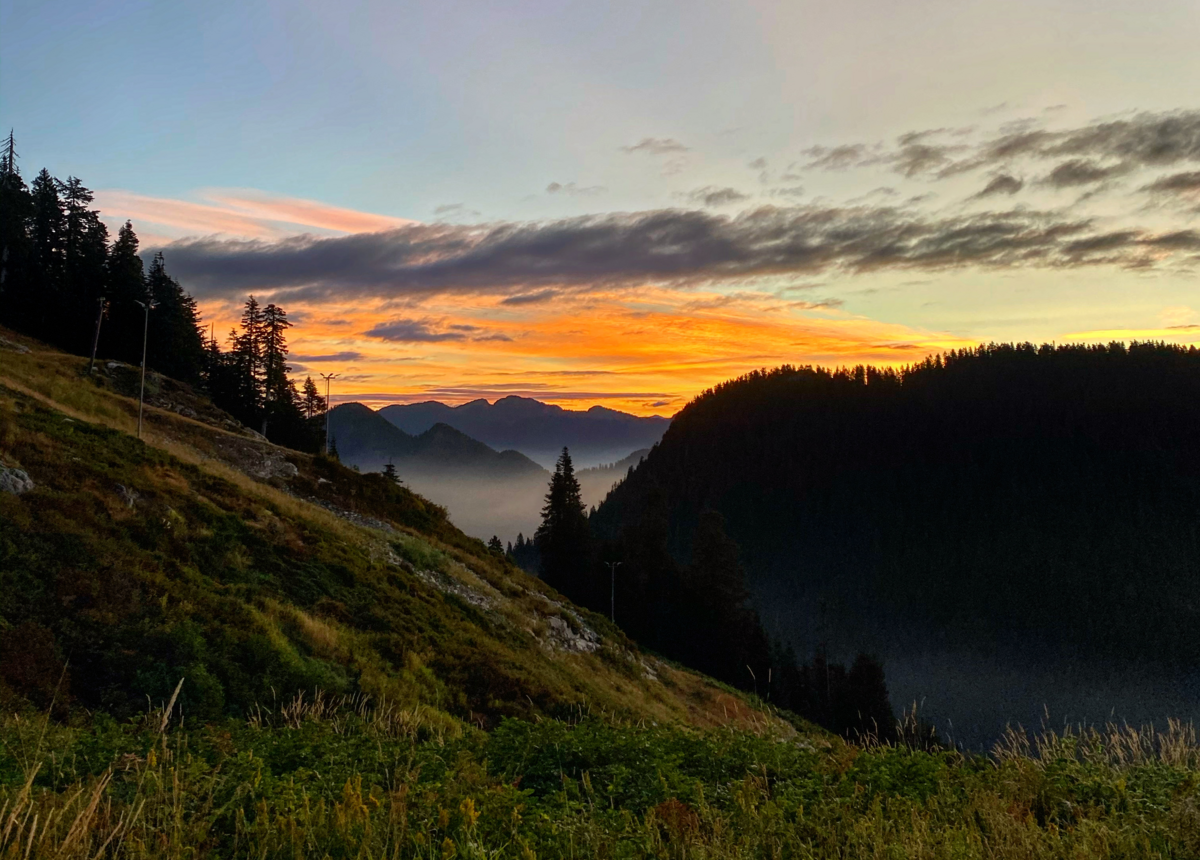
{"left": 134, "top": 299, "right": 157, "bottom": 439}
{"left": 605, "top": 561, "right": 622, "bottom": 622}
{"left": 320, "top": 372, "right": 339, "bottom": 455}
{"left": 87, "top": 297, "right": 107, "bottom": 374}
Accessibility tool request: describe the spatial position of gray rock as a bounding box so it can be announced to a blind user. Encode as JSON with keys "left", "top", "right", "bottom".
{"left": 116, "top": 483, "right": 140, "bottom": 508}
{"left": 0, "top": 336, "right": 30, "bottom": 355}
{"left": 0, "top": 465, "right": 34, "bottom": 495}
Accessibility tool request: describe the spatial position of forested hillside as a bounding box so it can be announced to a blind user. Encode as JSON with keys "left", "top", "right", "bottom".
{"left": 591, "top": 343, "right": 1200, "bottom": 740}
{"left": 0, "top": 139, "right": 326, "bottom": 452}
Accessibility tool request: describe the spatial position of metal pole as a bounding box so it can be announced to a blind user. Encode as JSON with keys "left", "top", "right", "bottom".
{"left": 88, "top": 297, "right": 106, "bottom": 374}
{"left": 135, "top": 300, "right": 156, "bottom": 439}
{"left": 605, "top": 561, "right": 622, "bottom": 622}
{"left": 320, "top": 373, "right": 338, "bottom": 455}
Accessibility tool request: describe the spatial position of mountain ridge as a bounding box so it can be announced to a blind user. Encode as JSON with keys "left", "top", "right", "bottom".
{"left": 380, "top": 395, "right": 671, "bottom": 469}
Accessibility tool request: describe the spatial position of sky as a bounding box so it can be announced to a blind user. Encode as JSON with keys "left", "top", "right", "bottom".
{"left": 3, "top": 0, "right": 1199, "bottom": 415}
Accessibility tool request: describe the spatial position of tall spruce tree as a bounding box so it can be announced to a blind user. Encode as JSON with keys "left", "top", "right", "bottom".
{"left": 26, "top": 169, "right": 64, "bottom": 340}
{"left": 229, "top": 296, "right": 266, "bottom": 421}
{"left": 302, "top": 376, "right": 326, "bottom": 418}
{"left": 0, "top": 134, "right": 34, "bottom": 330}
{"left": 58, "top": 177, "right": 108, "bottom": 351}
{"left": 261, "top": 304, "right": 293, "bottom": 407}
{"left": 535, "top": 447, "right": 592, "bottom": 600}
{"left": 145, "top": 252, "right": 205, "bottom": 384}
{"left": 258, "top": 302, "right": 312, "bottom": 447}
{"left": 102, "top": 221, "right": 146, "bottom": 364}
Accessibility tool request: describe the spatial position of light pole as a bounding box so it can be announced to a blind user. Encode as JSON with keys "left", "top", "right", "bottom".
{"left": 605, "top": 561, "right": 622, "bottom": 622}
{"left": 134, "top": 299, "right": 157, "bottom": 439}
{"left": 87, "top": 297, "right": 107, "bottom": 374}
{"left": 320, "top": 372, "right": 339, "bottom": 455}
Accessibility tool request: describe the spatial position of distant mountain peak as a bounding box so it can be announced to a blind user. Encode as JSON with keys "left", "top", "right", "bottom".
{"left": 379, "top": 396, "right": 671, "bottom": 469}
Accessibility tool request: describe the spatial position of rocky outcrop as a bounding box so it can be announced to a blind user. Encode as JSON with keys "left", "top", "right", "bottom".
{"left": 0, "top": 463, "right": 34, "bottom": 495}
{"left": 0, "top": 336, "right": 30, "bottom": 355}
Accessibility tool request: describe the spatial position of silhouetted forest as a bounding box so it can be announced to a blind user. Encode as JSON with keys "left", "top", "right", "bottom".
{"left": 590, "top": 343, "right": 1200, "bottom": 681}
{"left": 528, "top": 446, "right": 896, "bottom": 740}
{"left": 0, "top": 135, "right": 324, "bottom": 452}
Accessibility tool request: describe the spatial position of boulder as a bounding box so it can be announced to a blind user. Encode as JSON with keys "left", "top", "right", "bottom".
{"left": 0, "top": 465, "right": 34, "bottom": 495}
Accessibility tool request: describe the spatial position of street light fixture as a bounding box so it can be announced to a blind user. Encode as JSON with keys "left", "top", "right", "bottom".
{"left": 134, "top": 299, "right": 158, "bottom": 439}
{"left": 605, "top": 560, "right": 623, "bottom": 622}
{"left": 320, "top": 372, "right": 339, "bottom": 455}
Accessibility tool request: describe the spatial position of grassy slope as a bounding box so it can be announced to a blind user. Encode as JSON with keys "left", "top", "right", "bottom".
{"left": 0, "top": 326, "right": 781, "bottom": 733}
{"left": 5, "top": 328, "right": 1200, "bottom": 858}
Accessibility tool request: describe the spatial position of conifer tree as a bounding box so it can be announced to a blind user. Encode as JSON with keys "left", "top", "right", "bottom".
{"left": 302, "top": 376, "right": 326, "bottom": 418}
{"left": 145, "top": 251, "right": 205, "bottom": 384}
{"left": 261, "top": 303, "right": 293, "bottom": 405}
{"left": 102, "top": 221, "right": 146, "bottom": 364}
{"left": 678, "top": 509, "right": 770, "bottom": 685}
{"left": 382, "top": 461, "right": 399, "bottom": 483}
{"left": 0, "top": 134, "right": 33, "bottom": 329}
{"left": 535, "top": 447, "right": 592, "bottom": 599}
{"left": 26, "top": 169, "right": 64, "bottom": 338}
{"left": 229, "top": 296, "right": 265, "bottom": 419}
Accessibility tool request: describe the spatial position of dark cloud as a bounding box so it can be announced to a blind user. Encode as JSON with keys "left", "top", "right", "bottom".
{"left": 1142, "top": 230, "right": 1200, "bottom": 251}
{"left": 891, "top": 138, "right": 966, "bottom": 178}
{"left": 802, "top": 143, "right": 877, "bottom": 171}
{"left": 547, "top": 181, "right": 605, "bottom": 197}
{"left": 682, "top": 186, "right": 750, "bottom": 207}
{"left": 748, "top": 157, "right": 768, "bottom": 170}
{"left": 500, "top": 289, "right": 559, "bottom": 305}
{"left": 1142, "top": 171, "right": 1200, "bottom": 194}
{"left": 1042, "top": 111, "right": 1200, "bottom": 166}
{"left": 433, "top": 203, "right": 483, "bottom": 220}
{"left": 1042, "top": 159, "right": 1131, "bottom": 188}
{"left": 804, "top": 129, "right": 967, "bottom": 178}
{"left": 770, "top": 185, "right": 806, "bottom": 199}
{"left": 161, "top": 203, "right": 1198, "bottom": 303}
{"left": 473, "top": 333, "right": 514, "bottom": 342}
{"left": 976, "top": 174, "right": 1024, "bottom": 197}
{"left": 620, "top": 137, "right": 689, "bottom": 155}
{"left": 803, "top": 110, "right": 1200, "bottom": 181}
{"left": 290, "top": 351, "right": 364, "bottom": 362}
{"left": 365, "top": 319, "right": 467, "bottom": 343}
{"left": 789, "top": 299, "right": 844, "bottom": 310}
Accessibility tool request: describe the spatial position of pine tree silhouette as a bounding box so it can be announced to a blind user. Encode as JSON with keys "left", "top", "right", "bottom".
{"left": 535, "top": 447, "right": 592, "bottom": 599}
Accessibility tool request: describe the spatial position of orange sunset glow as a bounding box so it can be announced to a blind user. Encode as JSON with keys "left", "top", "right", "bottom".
{"left": 197, "top": 287, "right": 977, "bottom": 415}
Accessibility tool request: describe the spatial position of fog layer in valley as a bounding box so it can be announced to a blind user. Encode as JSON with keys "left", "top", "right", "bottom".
{"left": 757, "top": 585, "right": 1200, "bottom": 750}
{"left": 389, "top": 450, "right": 649, "bottom": 543}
